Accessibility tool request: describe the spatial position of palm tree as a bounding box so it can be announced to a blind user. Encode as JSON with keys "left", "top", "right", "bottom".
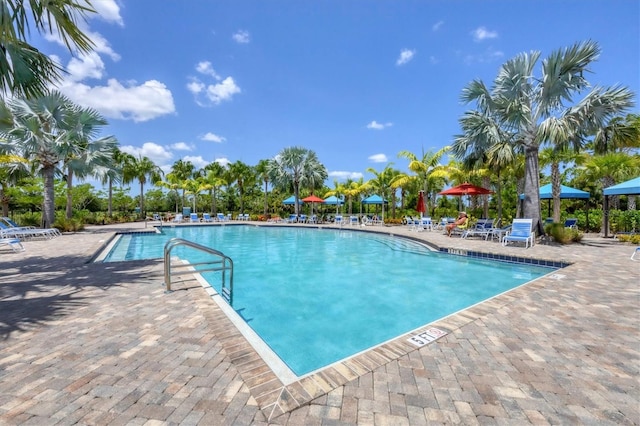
{"left": 539, "top": 147, "right": 583, "bottom": 222}
{"left": 201, "top": 162, "right": 227, "bottom": 215}
{"left": 592, "top": 113, "right": 640, "bottom": 155}
{"left": 457, "top": 40, "right": 634, "bottom": 234}
{"left": 396, "top": 147, "right": 449, "bottom": 214}
{"left": 1, "top": 0, "right": 96, "bottom": 98}
{"left": 95, "top": 148, "right": 129, "bottom": 218}
{"left": 123, "top": 155, "right": 163, "bottom": 217}
{"left": 0, "top": 91, "right": 85, "bottom": 227}
{"left": 170, "top": 159, "right": 195, "bottom": 211}
{"left": 365, "top": 164, "right": 397, "bottom": 220}
{"left": 255, "top": 159, "right": 271, "bottom": 216}
{"left": 63, "top": 106, "right": 117, "bottom": 219}
{"left": 267, "top": 147, "right": 328, "bottom": 216}
{"left": 227, "top": 160, "right": 254, "bottom": 214}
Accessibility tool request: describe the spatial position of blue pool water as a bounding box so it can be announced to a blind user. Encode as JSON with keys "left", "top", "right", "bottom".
{"left": 103, "top": 225, "right": 554, "bottom": 376}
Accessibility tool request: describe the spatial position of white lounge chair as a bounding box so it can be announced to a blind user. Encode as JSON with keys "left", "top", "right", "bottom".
{"left": 0, "top": 237, "right": 24, "bottom": 252}
{"left": 502, "top": 218, "right": 535, "bottom": 248}
{"left": 202, "top": 213, "right": 214, "bottom": 222}
{"left": 190, "top": 213, "right": 200, "bottom": 223}
{"left": 172, "top": 213, "right": 184, "bottom": 223}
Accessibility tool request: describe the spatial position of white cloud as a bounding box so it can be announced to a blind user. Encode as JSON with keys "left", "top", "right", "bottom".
{"left": 65, "top": 52, "right": 106, "bottom": 81}
{"left": 188, "top": 62, "right": 241, "bottom": 106}
{"left": 205, "top": 77, "right": 241, "bottom": 105}
{"left": 201, "top": 132, "right": 226, "bottom": 143}
{"left": 170, "top": 142, "right": 193, "bottom": 151}
{"left": 471, "top": 26, "right": 498, "bottom": 42}
{"left": 367, "top": 120, "right": 393, "bottom": 130}
{"left": 329, "top": 171, "right": 364, "bottom": 180}
{"left": 120, "top": 142, "right": 173, "bottom": 166}
{"left": 60, "top": 78, "right": 176, "bottom": 122}
{"left": 396, "top": 49, "right": 416, "bottom": 66}
{"left": 182, "top": 155, "right": 209, "bottom": 169}
{"left": 368, "top": 154, "right": 388, "bottom": 163}
{"left": 214, "top": 157, "right": 231, "bottom": 167}
{"left": 432, "top": 21, "right": 444, "bottom": 31}
{"left": 429, "top": 56, "right": 439, "bottom": 65}
{"left": 90, "top": 0, "right": 124, "bottom": 26}
{"left": 196, "top": 61, "right": 221, "bottom": 80}
{"left": 232, "top": 30, "right": 250, "bottom": 44}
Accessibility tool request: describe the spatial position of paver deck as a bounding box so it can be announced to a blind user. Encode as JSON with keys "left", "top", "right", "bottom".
{"left": 0, "top": 221, "right": 638, "bottom": 425}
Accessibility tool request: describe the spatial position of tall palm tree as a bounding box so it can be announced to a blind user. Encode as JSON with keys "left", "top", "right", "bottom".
{"left": 63, "top": 106, "right": 117, "bottom": 219}
{"left": 228, "top": 160, "right": 254, "bottom": 214}
{"left": 170, "top": 159, "right": 195, "bottom": 211}
{"left": 592, "top": 113, "right": 640, "bottom": 155}
{"left": 95, "top": 148, "right": 129, "bottom": 218}
{"left": 123, "top": 155, "right": 163, "bottom": 217}
{"left": 457, "top": 40, "right": 634, "bottom": 233}
{"left": 267, "top": 146, "right": 328, "bottom": 216}
{"left": 365, "top": 164, "right": 397, "bottom": 220}
{"left": 0, "top": 91, "right": 87, "bottom": 227}
{"left": 539, "top": 147, "right": 583, "bottom": 222}
{"left": 201, "top": 162, "right": 227, "bottom": 215}
{"left": 255, "top": 159, "right": 271, "bottom": 216}
{"left": 1, "top": 0, "right": 96, "bottom": 98}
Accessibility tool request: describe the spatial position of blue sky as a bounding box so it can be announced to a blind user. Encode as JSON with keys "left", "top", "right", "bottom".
{"left": 33, "top": 0, "right": 640, "bottom": 190}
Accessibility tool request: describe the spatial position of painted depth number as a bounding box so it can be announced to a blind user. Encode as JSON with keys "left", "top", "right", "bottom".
{"left": 407, "top": 327, "right": 448, "bottom": 347}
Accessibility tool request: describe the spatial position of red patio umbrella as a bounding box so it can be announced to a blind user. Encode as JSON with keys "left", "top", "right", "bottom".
{"left": 416, "top": 191, "right": 426, "bottom": 216}
{"left": 301, "top": 195, "right": 325, "bottom": 216}
{"left": 438, "top": 182, "right": 493, "bottom": 196}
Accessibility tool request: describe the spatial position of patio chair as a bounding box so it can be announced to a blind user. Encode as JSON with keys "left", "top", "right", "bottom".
{"left": 564, "top": 218, "right": 578, "bottom": 229}
{"left": 1, "top": 217, "right": 61, "bottom": 237}
{"left": 190, "top": 213, "right": 200, "bottom": 223}
{"left": 216, "top": 213, "right": 227, "bottom": 222}
{"left": 415, "top": 217, "right": 433, "bottom": 232}
{"left": 349, "top": 215, "right": 359, "bottom": 226}
{"left": 0, "top": 237, "right": 24, "bottom": 252}
{"left": 0, "top": 222, "right": 58, "bottom": 240}
{"left": 172, "top": 213, "right": 184, "bottom": 223}
{"left": 334, "top": 215, "right": 344, "bottom": 226}
{"left": 202, "top": 213, "right": 213, "bottom": 222}
{"left": 242, "top": 213, "right": 250, "bottom": 221}
{"left": 631, "top": 247, "right": 640, "bottom": 261}
{"left": 502, "top": 218, "right": 535, "bottom": 248}
{"left": 463, "top": 218, "right": 495, "bottom": 239}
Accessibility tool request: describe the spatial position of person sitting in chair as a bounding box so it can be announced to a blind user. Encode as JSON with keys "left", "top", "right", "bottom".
{"left": 446, "top": 212, "right": 468, "bottom": 237}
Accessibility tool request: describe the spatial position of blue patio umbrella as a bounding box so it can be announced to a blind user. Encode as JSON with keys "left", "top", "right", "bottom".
{"left": 323, "top": 195, "right": 344, "bottom": 213}
{"left": 603, "top": 176, "right": 640, "bottom": 196}
{"left": 282, "top": 195, "right": 303, "bottom": 205}
{"left": 519, "top": 183, "right": 591, "bottom": 217}
{"left": 362, "top": 195, "right": 387, "bottom": 221}
{"left": 603, "top": 176, "right": 640, "bottom": 237}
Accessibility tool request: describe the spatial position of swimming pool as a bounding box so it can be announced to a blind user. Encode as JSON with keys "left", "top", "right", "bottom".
{"left": 102, "top": 225, "right": 555, "bottom": 377}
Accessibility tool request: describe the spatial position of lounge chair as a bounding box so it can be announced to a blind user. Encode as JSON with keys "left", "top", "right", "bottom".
{"left": 286, "top": 214, "right": 298, "bottom": 223}
{"left": 202, "top": 213, "right": 213, "bottom": 222}
{"left": 564, "top": 218, "right": 578, "bottom": 229}
{"left": 0, "top": 222, "right": 58, "bottom": 240}
{"left": 349, "top": 215, "right": 359, "bottom": 226}
{"left": 0, "top": 237, "right": 24, "bottom": 252}
{"left": 416, "top": 217, "right": 433, "bottom": 232}
{"left": 242, "top": 213, "right": 250, "bottom": 221}
{"left": 1, "top": 217, "right": 61, "bottom": 237}
{"left": 631, "top": 247, "right": 640, "bottom": 261}
{"left": 334, "top": 215, "right": 344, "bottom": 226}
{"left": 502, "top": 218, "right": 535, "bottom": 248}
{"left": 463, "top": 218, "right": 496, "bottom": 239}
{"left": 190, "top": 213, "right": 200, "bottom": 223}
{"left": 216, "top": 213, "right": 228, "bottom": 222}
{"left": 489, "top": 224, "right": 512, "bottom": 242}
{"left": 172, "top": 213, "right": 184, "bottom": 223}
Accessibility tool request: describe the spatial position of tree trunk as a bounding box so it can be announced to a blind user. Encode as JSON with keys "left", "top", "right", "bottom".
{"left": 482, "top": 176, "right": 490, "bottom": 218}
{"left": 1, "top": 185, "right": 8, "bottom": 217}
{"left": 107, "top": 178, "right": 113, "bottom": 217}
{"left": 42, "top": 165, "right": 56, "bottom": 228}
{"left": 551, "top": 162, "right": 561, "bottom": 222}
{"left": 66, "top": 168, "right": 74, "bottom": 219}
{"left": 522, "top": 143, "right": 543, "bottom": 235}
{"left": 139, "top": 181, "right": 144, "bottom": 217}
{"left": 263, "top": 181, "right": 268, "bottom": 215}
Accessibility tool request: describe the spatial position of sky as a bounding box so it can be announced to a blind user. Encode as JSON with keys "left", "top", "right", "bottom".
{"left": 32, "top": 0, "right": 640, "bottom": 192}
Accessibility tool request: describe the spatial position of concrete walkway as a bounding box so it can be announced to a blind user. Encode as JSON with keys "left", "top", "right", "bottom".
{"left": 0, "top": 221, "right": 638, "bottom": 425}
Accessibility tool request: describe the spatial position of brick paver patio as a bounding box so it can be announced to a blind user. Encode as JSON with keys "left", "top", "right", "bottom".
{"left": 0, "top": 221, "right": 638, "bottom": 425}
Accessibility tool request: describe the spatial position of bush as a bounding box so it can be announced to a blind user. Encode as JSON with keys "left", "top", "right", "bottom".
{"left": 545, "top": 222, "right": 583, "bottom": 244}
{"left": 53, "top": 217, "right": 84, "bottom": 232}
{"left": 617, "top": 234, "right": 640, "bottom": 244}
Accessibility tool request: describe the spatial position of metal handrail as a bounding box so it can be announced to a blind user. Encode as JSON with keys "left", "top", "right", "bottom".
{"left": 163, "top": 238, "right": 234, "bottom": 304}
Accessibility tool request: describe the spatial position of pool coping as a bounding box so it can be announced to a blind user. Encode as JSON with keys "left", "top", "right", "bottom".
{"left": 97, "top": 223, "right": 572, "bottom": 420}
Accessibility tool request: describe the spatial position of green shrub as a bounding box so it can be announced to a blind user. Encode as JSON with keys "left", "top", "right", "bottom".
{"left": 618, "top": 234, "right": 640, "bottom": 244}
{"left": 53, "top": 217, "right": 84, "bottom": 232}
{"left": 545, "top": 223, "right": 583, "bottom": 244}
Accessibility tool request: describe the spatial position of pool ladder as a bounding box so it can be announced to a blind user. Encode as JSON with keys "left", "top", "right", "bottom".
{"left": 163, "top": 238, "right": 234, "bottom": 305}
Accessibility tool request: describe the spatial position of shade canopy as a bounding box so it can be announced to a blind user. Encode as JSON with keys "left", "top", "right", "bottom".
{"left": 362, "top": 195, "right": 387, "bottom": 204}
{"left": 439, "top": 182, "right": 493, "bottom": 196}
{"left": 302, "top": 195, "right": 325, "bottom": 203}
{"left": 282, "top": 195, "right": 302, "bottom": 205}
{"left": 603, "top": 176, "right": 640, "bottom": 196}
{"left": 519, "top": 183, "right": 590, "bottom": 200}
{"left": 323, "top": 195, "right": 344, "bottom": 205}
